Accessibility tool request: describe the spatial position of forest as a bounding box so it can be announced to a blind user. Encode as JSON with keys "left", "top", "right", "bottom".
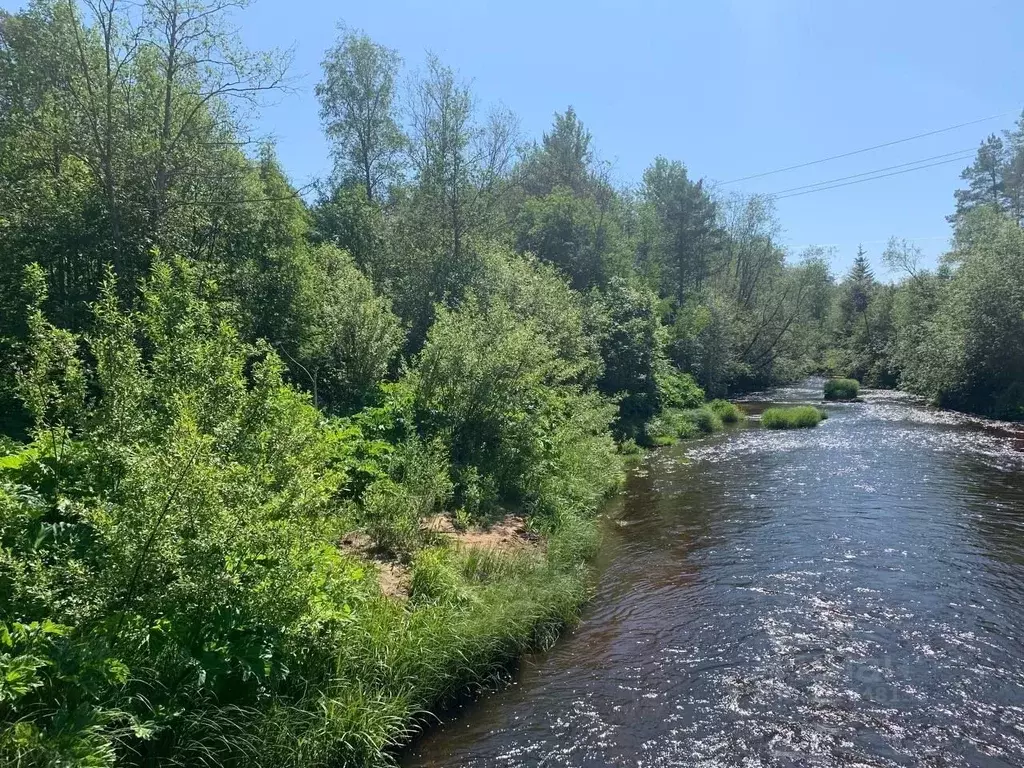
{"left": 1, "top": 1, "right": 1023, "bottom": 765}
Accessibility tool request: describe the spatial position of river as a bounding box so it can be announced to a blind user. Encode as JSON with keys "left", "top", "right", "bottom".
{"left": 403, "top": 380, "right": 1024, "bottom": 767}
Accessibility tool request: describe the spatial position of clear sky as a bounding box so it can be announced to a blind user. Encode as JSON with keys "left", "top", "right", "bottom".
{"left": 5, "top": 0, "right": 1023, "bottom": 277}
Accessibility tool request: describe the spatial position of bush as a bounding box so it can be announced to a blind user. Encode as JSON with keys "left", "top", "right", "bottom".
{"left": 0, "top": 260, "right": 374, "bottom": 766}
{"left": 642, "top": 405, "right": 723, "bottom": 445}
{"left": 823, "top": 378, "right": 860, "bottom": 400}
{"left": 656, "top": 368, "right": 705, "bottom": 410}
{"left": 681, "top": 406, "right": 722, "bottom": 435}
{"left": 410, "top": 296, "right": 622, "bottom": 523}
{"left": 299, "top": 245, "right": 407, "bottom": 415}
{"left": 761, "top": 405, "right": 824, "bottom": 429}
{"left": 709, "top": 399, "right": 743, "bottom": 423}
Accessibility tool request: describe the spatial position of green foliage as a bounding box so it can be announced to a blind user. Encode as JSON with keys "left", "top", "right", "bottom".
{"left": 316, "top": 26, "right": 405, "bottom": 202}
{"left": 360, "top": 439, "right": 452, "bottom": 557}
{"left": 709, "top": 399, "right": 743, "bottom": 423}
{"left": 0, "top": 257, "right": 622, "bottom": 767}
{"left": 761, "top": 405, "right": 824, "bottom": 429}
{"left": 299, "top": 245, "right": 406, "bottom": 414}
{"left": 410, "top": 295, "right": 622, "bottom": 521}
{"left": 593, "top": 278, "right": 664, "bottom": 439}
{"left": 683, "top": 406, "right": 722, "bottom": 435}
{"left": 1, "top": 259, "right": 373, "bottom": 765}
{"left": 824, "top": 378, "right": 860, "bottom": 401}
{"left": 891, "top": 209, "right": 1024, "bottom": 418}
{"left": 643, "top": 406, "right": 723, "bottom": 445}
{"left": 471, "top": 249, "right": 604, "bottom": 387}
{"left": 657, "top": 368, "right": 705, "bottom": 410}
{"left": 640, "top": 156, "right": 721, "bottom": 298}
{"left": 515, "top": 186, "right": 630, "bottom": 290}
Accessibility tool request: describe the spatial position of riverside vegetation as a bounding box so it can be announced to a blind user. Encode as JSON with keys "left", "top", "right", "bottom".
{"left": 824, "top": 378, "right": 860, "bottom": 401}
{"left": 761, "top": 405, "right": 828, "bottom": 430}
{"left": 1, "top": 3, "right": 1024, "bottom": 765}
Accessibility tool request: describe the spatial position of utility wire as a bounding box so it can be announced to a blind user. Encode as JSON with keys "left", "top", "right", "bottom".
{"left": 769, "top": 148, "right": 976, "bottom": 196}
{"left": 772, "top": 155, "right": 970, "bottom": 200}
{"left": 721, "top": 111, "right": 1013, "bottom": 185}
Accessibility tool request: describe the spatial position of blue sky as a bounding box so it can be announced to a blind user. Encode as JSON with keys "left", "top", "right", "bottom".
{"left": 5, "top": 0, "right": 1023, "bottom": 277}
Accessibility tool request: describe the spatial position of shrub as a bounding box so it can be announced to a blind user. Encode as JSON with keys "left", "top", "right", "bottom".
{"left": 656, "top": 368, "right": 705, "bottom": 410}
{"left": 761, "top": 405, "right": 824, "bottom": 429}
{"left": 299, "top": 245, "right": 407, "bottom": 415}
{"left": 709, "top": 399, "right": 743, "bottom": 423}
{"left": 680, "top": 406, "right": 722, "bottom": 435}
{"left": 0, "top": 260, "right": 373, "bottom": 766}
{"left": 823, "top": 378, "right": 860, "bottom": 401}
{"left": 410, "top": 296, "right": 622, "bottom": 524}
{"left": 593, "top": 278, "right": 663, "bottom": 438}
{"left": 642, "top": 406, "right": 723, "bottom": 445}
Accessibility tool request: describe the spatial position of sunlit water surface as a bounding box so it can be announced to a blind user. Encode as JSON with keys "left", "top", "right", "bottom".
{"left": 404, "top": 381, "right": 1024, "bottom": 767}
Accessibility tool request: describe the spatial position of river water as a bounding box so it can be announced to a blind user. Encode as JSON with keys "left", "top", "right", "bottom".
{"left": 404, "top": 380, "right": 1024, "bottom": 767}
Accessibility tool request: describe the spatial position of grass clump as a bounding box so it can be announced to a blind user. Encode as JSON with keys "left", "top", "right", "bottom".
{"left": 643, "top": 405, "right": 723, "bottom": 445}
{"left": 709, "top": 399, "right": 744, "bottom": 423}
{"left": 682, "top": 406, "right": 723, "bottom": 434}
{"left": 823, "top": 378, "right": 860, "bottom": 400}
{"left": 761, "top": 405, "right": 824, "bottom": 429}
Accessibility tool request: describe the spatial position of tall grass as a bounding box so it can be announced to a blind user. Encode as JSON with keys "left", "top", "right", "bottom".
{"left": 761, "top": 405, "right": 824, "bottom": 429}
{"left": 709, "top": 399, "right": 744, "bottom": 423}
{"left": 823, "top": 378, "right": 859, "bottom": 400}
{"left": 644, "top": 405, "right": 724, "bottom": 445}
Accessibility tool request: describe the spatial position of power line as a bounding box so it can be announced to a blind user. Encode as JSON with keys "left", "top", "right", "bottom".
{"left": 721, "top": 110, "right": 1013, "bottom": 185}
{"left": 772, "top": 155, "right": 970, "bottom": 200}
{"left": 769, "top": 148, "right": 976, "bottom": 196}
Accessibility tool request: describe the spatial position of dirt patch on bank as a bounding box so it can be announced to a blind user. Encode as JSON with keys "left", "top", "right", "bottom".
{"left": 422, "top": 513, "right": 542, "bottom": 552}
{"left": 340, "top": 514, "right": 542, "bottom": 600}
{"left": 339, "top": 531, "right": 412, "bottom": 599}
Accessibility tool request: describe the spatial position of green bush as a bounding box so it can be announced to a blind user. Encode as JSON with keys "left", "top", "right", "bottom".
{"left": 709, "top": 399, "right": 743, "bottom": 423}
{"left": 410, "top": 296, "right": 622, "bottom": 524}
{"left": 761, "top": 405, "right": 824, "bottom": 429}
{"left": 823, "top": 378, "right": 860, "bottom": 400}
{"left": 680, "top": 406, "right": 722, "bottom": 434}
{"left": 642, "top": 405, "right": 724, "bottom": 445}
{"left": 656, "top": 368, "right": 705, "bottom": 410}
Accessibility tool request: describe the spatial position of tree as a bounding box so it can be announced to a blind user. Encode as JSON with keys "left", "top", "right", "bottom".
{"left": 387, "top": 53, "right": 518, "bottom": 349}
{"left": 515, "top": 185, "right": 628, "bottom": 290}
{"left": 846, "top": 247, "right": 875, "bottom": 314}
{"left": 310, "top": 181, "right": 388, "bottom": 272}
{"left": 0, "top": 0, "right": 291, "bottom": 323}
{"left": 594, "top": 278, "right": 664, "bottom": 437}
{"left": 641, "top": 157, "right": 721, "bottom": 300}
{"left": 406, "top": 53, "right": 517, "bottom": 262}
{"left": 316, "top": 26, "right": 404, "bottom": 202}
{"left": 950, "top": 134, "right": 1006, "bottom": 223}
{"left": 1002, "top": 110, "right": 1024, "bottom": 225}
{"left": 298, "top": 244, "right": 405, "bottom": 414}
{"left": 519, "top": 106, "right": 593, "bottom": 198}
{"left": 895, "top": 208, "right": 1024, "bottom": 417}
